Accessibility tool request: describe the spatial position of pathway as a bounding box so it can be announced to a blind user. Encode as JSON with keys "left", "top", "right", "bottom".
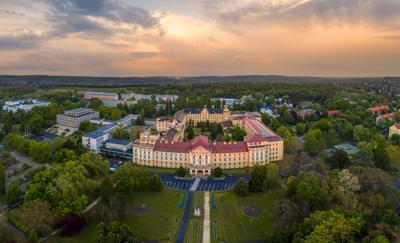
{"left": 7, "top": 152, "right": 50, "bottom": 187}
{"left": 176, "top": 192, "right": 193, "bottom": 243}
{"left": 190, "top": 178, "right": 201, "bottom": 191}
{"left": 203, "top": 192, "right": 210, "bottom": 243}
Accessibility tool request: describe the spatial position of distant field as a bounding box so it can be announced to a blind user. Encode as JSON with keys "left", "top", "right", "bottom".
{"left": 211, "top": 188, "right": 284, "bottom": 242}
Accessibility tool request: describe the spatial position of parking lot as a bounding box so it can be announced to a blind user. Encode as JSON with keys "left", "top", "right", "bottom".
{"left": 156, "top": 173, "right": 249, "bottom": 192}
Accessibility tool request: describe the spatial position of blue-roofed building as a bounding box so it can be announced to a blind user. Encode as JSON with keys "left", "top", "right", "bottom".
{"left": 82, "top": 114, "right": 138, "bottom": 153}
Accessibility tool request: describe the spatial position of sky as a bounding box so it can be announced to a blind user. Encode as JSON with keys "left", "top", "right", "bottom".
{"left": 0, "top": 0, "right": 400, "bottom": 77}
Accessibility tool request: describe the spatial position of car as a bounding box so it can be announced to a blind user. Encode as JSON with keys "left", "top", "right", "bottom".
{"left": 109, "top": 160, "right": 125, "bottom": 172}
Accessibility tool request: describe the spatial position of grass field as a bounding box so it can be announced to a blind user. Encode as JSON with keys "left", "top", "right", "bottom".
{"left": 0, "top": 215, "right": 25, "bottom": 243}
{"left": 47, "top": 189, "right": 184, "bottom": 243}
{"left": 125, "top": 190, "right": 184, "bottom": 241}
{"left": 211, "top": 188, "right": 284, "bottom": 243}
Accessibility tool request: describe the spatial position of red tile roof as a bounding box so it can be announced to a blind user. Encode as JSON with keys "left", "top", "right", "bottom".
{"left": 368, "top": 105, "right": 389, "bottom": 113}
{"left": 213, "top": 141, "right": 248, "bottom": 153}
{"left": 154, "top": 140, "right": 191, "bottom": 153}
{"left": 191, "top": 135, "right": 212, "bottom": 151}
{"left": 378, "top": 112, "right": 395, "bottom": 120}
{"left": 328, "top": 109, "right": 341, "bottom": 117}
{"left": 394, "top": 123, "right": 400, "bottom": 129}
{"left": 244, "top": 134, "right": 282, "bottom": 143}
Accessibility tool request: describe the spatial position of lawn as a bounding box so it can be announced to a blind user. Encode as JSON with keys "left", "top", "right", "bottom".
{"left": 211, "top": 188, "right": 284, "bottom": 243}
{"left": 47, "top": 189, "right": 184, "bottom": 243}
{"left": 0, "top": 215, "right": 24, "bottom": 243}
{"left": 125, "top": 190, "right": 184, "bottom": 242}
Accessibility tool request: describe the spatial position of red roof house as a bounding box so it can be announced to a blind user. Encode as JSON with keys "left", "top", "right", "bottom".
{"left": 327, "top": 109, "right": 341, "bottom": 117}
{"left": 368, "top": 105, "right": 389, "bottom": 113}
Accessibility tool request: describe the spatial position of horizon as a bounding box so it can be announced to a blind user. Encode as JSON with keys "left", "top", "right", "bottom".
{"left": 1, "top": 0, "right": 400, "bottom": 76}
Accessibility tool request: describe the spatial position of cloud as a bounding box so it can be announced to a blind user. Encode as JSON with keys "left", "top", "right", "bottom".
{"left": 0, "top": 8, "right": 26, "bottom": 16}
{"left": 43, "top": 0, "right": 161, "bottom": 37}
{"left": 0, "top": 32, "right": 45, "bottom": 50}
{"left": 202, "top": 0, "right": 400, "bottom": 30}
{"left": 130, "top": 51, "right": 163, "bottom": 60}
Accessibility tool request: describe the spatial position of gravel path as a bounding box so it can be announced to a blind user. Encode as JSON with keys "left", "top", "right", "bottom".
{"left": 203, "top": 191, "right": 210, "bottom": 243}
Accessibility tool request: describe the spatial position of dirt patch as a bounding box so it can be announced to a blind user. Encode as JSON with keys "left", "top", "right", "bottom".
{"left": 132, "top": 203, "right": 152, "bottom": 215}
{"left": 242, "top": 205, "right": 263, "bottom": 217}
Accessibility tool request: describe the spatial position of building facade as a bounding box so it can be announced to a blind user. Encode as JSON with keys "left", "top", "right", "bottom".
{"left": 57, "top": 108, "right": 100, "bottom": 129}
{"left": 82, "top": 114, "right": 138, "bottom": 153}
{"left": 134, "top": 106, "right": 283, "bottom": 175}
{"left": 83, "top": 92, "right": 119, "bottom": 100}
{"left": 389, "top": 123, "right": 400, "bottom": 138}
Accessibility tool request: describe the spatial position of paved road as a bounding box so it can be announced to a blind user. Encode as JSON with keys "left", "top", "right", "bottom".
{"left": 176, "top": 192, "right": 193, "bottom": 243}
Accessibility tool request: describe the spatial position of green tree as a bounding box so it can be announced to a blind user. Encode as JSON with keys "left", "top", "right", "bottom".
{"left": 296, "top": 123, "right": 306, "bottom": 135}
{"left": 89, "top": 98, "right": 103, "bottom": 109}
{"left": 176, "top": 166, "right": 187, "bottom": 177}
{"left": 185, "top": 126, "right": 194, "bottom": 140}
{"left": 357, "top": 141, "right": 374, "bottom": 162}
{"left": 295, "top": 173, "right": 328, "bottom": 206}
{"left": 111, "top": 127, "right": 130, "bottom": 139}
{"left": 113, "top": 165, "right": 150, "bottom": 192}
{"left": 29, "top": 141, "right": 52, "bottom": 163}
{"left": 79, "top": 120, "right": 96, "bottom": 133}
{"left": 28, "top": 230, "right": 39, "bottom": 243}
{"left": 353, "top": 125, "right": 372, "bottom": 142}
{"left": 149, "top": 176, "right": 163, "bottom": 192}
{"left": 111, "top": 109, "right": 122, "bottom": 121}
{"left": 95, "top": 221, "right": 140, "bottom": 243}
{"left": 248, "top": 165, "right": 267, "bottom": 192}
{"left": 304, "top": 129, "right": 326, "bottom": 156}
{"left": 294, "top": 210, "right": 366, "bottom": 243}
{"left": 79, "top": 153, "right": 109, "bottom": 177}
{"left": 371, "top": 235, "right": 390, "bottom": 243}
{"left": 6, "top": 182, "right": 21, "bottom": 202}
{"left": 378, "top": 209, "right": 400, "bottom": 225}
{"left": 266, "top": 163, "right": 279, "bottom": 187}
{"left": 0, "top": 164, "right": 5, "bottom": 194}
{"left": 374, "top": 140, "right": 390, "bottom": 170}
{"left": 391, "top": 134, "right": 400, "bottom": 146}
{"left": 277, "top": 126, "right": 300, "bottom": 154}
{"left": 130, "top": 127, "right": 141, "bottom": 140}
{"left": 231, "top": 126, "right": 246, "bottom": 141}
{"left": 234, "top": 178, "right": 249, "bottom": 196}
{"left": 212, "top": 167, "right": 223, "bottom": 178}
{"left": 327, "top": 150, "right": 351, "bottom": 169}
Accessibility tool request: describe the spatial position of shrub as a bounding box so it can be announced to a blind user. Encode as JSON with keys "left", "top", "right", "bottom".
{"left": 149, "top": 176, "right": 163, "bottom": 192}
{"left": 176, "top": 166, "right": 187, "bottom": 177}
{"left": 212, "top": 167, "right": 223, "bottom": 178}
{"left": 234, "top": 178, "right": 249, "bottom": 196}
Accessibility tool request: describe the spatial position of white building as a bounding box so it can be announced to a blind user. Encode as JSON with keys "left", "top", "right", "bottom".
{"left": 3, "top": 99, "right": 50, "bottom": 113}
{"left": 82, "top": 115, "right": 138, "bottom": 153}
{"left": 57, "top": 108, "right": 100, "bottom": 129}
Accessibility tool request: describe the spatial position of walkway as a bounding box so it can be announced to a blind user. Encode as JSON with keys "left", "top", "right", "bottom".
{"left": 190, "top": 178, "right": 201, "bottom": 191}
{"left": 203, "top": 192, "right": 210, "bottom": 243}
{"left": 176, "top": 192, "right": 193, "bottom": 243}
